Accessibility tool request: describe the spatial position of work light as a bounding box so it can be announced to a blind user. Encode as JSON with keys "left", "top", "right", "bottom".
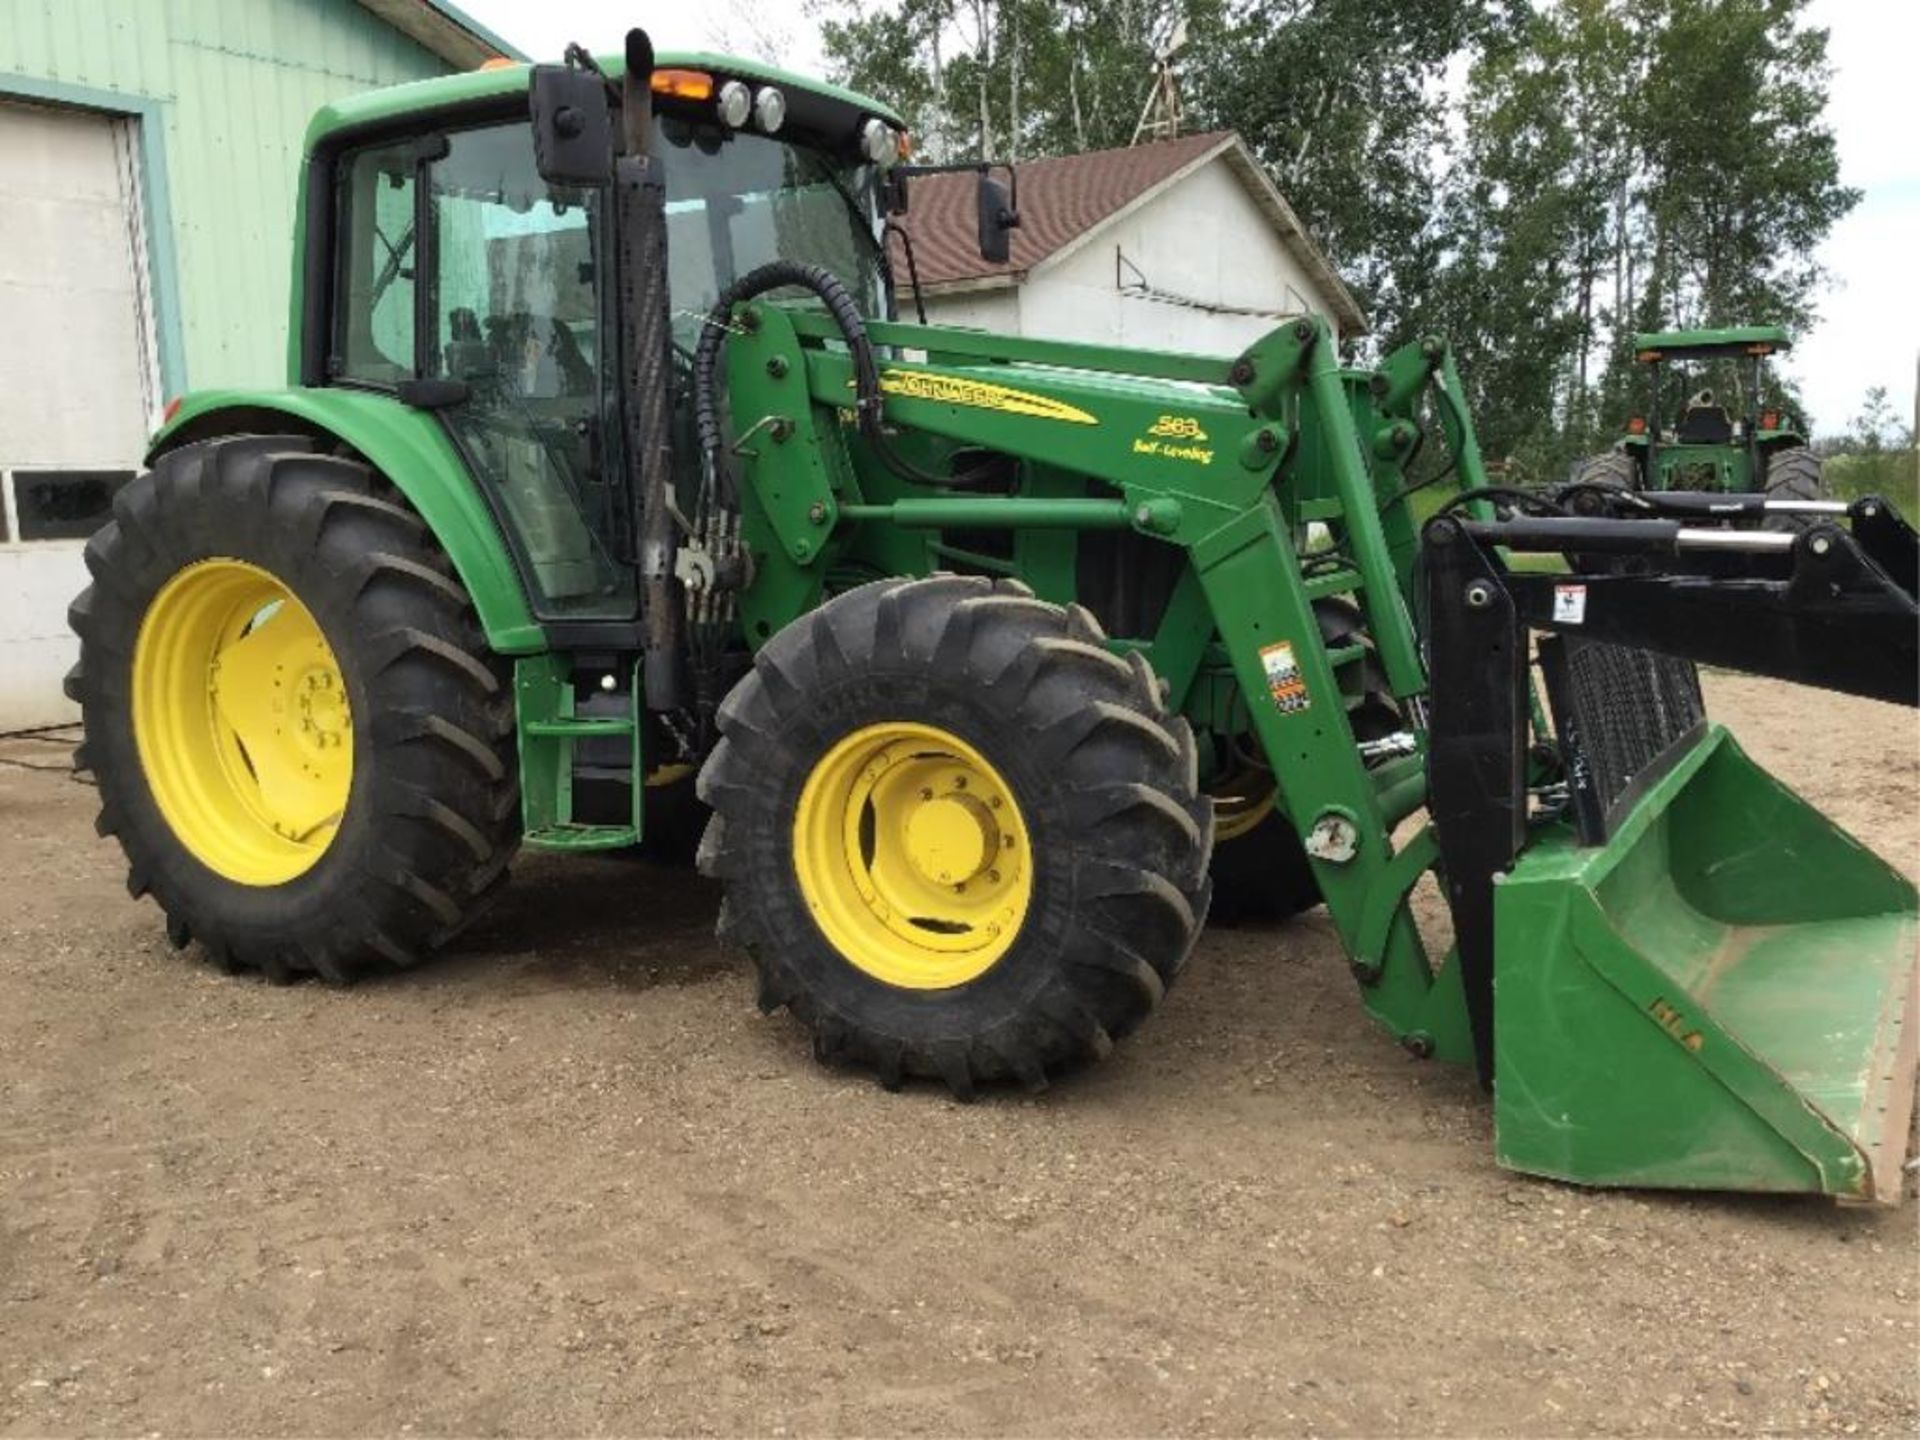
{"left": 716, "top": 80, "right": 751, "bottom": 127}
{"left": 754, "top": 85, "right": 786, "bottom": 133}
{"left": 860, "top": 117, "right": 895, "bottom": 166}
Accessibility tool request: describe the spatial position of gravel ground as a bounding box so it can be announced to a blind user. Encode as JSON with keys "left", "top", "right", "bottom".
{"left": 1, "top": 673, "right": 1915, "bottom": 1437}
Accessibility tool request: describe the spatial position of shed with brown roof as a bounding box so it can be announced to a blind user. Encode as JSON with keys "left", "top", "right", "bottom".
{"left": 888, "top": 130, "right": 1365, "bottom": 348}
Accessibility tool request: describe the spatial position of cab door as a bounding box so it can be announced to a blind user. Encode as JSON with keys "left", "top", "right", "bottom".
{"left": 331, "top": 122, "right": 637, "bottom": 621}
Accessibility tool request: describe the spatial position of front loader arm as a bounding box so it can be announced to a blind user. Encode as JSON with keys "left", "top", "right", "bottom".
{"left": 718, "top": 303, "right": 1477, "bottom": 1061}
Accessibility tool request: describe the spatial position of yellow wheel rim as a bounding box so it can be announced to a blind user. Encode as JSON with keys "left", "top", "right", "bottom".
{"left": 1212, "top": 773, "right": 1275, "bottom": 843}
{"left": 132, "top": 559, "right": 352, "bottom": 886}
{"left": 792, "top": 721, "right": 1033, "bottom": 990}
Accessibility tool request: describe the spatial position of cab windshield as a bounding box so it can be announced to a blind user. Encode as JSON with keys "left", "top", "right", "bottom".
{"left": 657, "top": 116, "right": 889, "bottom": 346}
{"left": 330, "top": 113, "right": 886, "bottom": 619}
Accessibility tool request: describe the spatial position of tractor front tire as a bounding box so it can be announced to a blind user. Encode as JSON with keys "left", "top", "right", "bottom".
{"left": 67, "top": 435, "right": 519, "bottom": 983}
{"left": 697, "top": 575, "right": 1212, "bottom": 1096}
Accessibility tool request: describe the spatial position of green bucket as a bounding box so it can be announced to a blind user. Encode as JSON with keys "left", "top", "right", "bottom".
{"left": 1494, "top": 725, "right": 1917, "bottom": 1200}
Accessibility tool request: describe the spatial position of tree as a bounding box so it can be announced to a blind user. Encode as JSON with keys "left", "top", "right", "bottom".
{"left": 1840, "top": 385, "right": 1902, "bottom": 451}
{"left": 815, "top": 0, "right": 1857, "bottom": 489}
{"left": 1629, "top": 0, "right": 1857, "bottom": 338}
{"left": 1438, "top": 0, "right": 1854, "bottom": 477}
{"left": 1185, "top": 0, "right": 1506, "bottom": 349}
{"left": 816, "top": 0, "right": 1211, "bottom": 162}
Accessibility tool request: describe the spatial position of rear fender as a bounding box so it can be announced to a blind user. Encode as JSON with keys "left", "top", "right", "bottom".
{"left": 150, "top": 389, "right": 544, "bottom": 653}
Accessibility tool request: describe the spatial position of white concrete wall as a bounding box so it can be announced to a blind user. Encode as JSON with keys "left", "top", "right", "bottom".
{"left": 1, "top": 102, "right": 157, "bottom": 731}
{"left": 0, "top": 546, "right": 89, "bottom": 729}
{"left": 919, "top": 288, "right": 1022, "bottom": 335}
{"left": 1005, "top": 158, "right": 1331, "bottom": 357}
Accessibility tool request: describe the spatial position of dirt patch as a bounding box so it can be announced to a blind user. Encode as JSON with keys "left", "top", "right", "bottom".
{"left": 2, "top": 675, "right": 1915, "bottom": 1436}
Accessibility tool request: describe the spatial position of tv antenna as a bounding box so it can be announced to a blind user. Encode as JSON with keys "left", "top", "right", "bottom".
{"left": 1130, "top": 16, "right": 1189, "bottom": 146}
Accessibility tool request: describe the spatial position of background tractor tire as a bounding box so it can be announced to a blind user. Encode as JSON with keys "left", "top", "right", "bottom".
{"left": 697, "top": 574, "right": 1212, "bottom": 1096}
{"left": 1762, "top": 446, "right": 1829, "bottom": 530}
{"left": 67, "top": 435, "right": 519, "bottom": 983}
{"left": 1206, "top": 599, "right": 1402, "bottom": 926}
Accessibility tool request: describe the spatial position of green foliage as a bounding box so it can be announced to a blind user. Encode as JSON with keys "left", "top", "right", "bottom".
{"left": 1184, "top": 0, "right": 1503, "bottom": 343}
{"left": 1818, "top": 386, "right": 1919, "bottom": 511}
{"left": 1433, "top": 0, "right": 1632, "bottom": 473}
{"left": 817, "top": 0, "right": 1223, "bottom": 159}
{"left": 1825, "top": 452, "right": 1919, "bottom": 513}
{"left": 1629, "top": 0, "right": 1855, "bottom": 335}
{"left": 1435, "top": 0, "right": 1855, "bottom": 477}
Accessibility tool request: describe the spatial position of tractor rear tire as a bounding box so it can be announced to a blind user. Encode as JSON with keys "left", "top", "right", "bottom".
{"left": 1763, "top": 446, "right": 1828, "bottom": 530}
{"left": 1205, "top": 784, "right": 1318, "bottom": 925}
{"left": 66, "top": 435, "right": 520, "bottom": 983}
{"left": 696, "top": 574, "right": 1212, "bottom": 1096}
{"left": 634, "top": 769, "right": 709, "bottom": 865}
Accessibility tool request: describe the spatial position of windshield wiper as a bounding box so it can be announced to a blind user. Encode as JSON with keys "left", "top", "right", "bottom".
{"left": 370, "top": 220, "right": 416, "bottom": 310}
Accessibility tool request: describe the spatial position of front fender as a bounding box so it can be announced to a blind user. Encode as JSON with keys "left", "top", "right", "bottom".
{"left": 150, "top": 388, "right": 545, "bottom": 654}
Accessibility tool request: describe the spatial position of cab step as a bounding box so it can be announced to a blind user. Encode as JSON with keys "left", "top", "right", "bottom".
{"left": 514, "top": 653, "right": 643, "bottom": 851}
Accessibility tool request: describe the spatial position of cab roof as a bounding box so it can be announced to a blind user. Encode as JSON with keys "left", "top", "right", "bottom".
{"left": 1632, "top": 325, "right": 1793, "bottom": 361}
{"left": 303, "top": 49, "right": 905, "bottom": 152}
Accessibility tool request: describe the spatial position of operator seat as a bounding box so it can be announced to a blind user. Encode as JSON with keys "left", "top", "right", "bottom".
{"left": 1675, "top": 388, "right": 1734, "bottom": 444}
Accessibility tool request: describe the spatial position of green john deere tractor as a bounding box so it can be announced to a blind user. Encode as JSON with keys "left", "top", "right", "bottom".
{"left": 1574, "top": 326, "right": 1826, "bottom": 512}
{"left": 68, "top": 35, "right": 1920, "bottom": 1200}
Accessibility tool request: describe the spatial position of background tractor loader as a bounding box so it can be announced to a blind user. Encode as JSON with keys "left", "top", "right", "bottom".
{"left": 1572, "top": 325, "right": 1827, "bottom": 513}
{"left": 67, "top": 35, "right": 1919, "bottom": 1201}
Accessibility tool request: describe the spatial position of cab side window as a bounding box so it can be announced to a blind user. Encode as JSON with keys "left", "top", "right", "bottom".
{"left": 333, "top": 143, "right": 418, "bottom": 382}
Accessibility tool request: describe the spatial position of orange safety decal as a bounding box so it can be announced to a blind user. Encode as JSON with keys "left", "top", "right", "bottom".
{"left": 1259, "top": 639, "right": 1311, "bottom": 714}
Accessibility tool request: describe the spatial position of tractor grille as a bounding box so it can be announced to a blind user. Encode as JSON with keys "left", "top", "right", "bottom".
{"left": 1539, "top": 635, "right": 1706, "bottom": 845}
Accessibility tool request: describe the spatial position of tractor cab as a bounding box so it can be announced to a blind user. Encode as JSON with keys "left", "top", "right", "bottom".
{"left": 1617, "top": 325, "right": 1805, "bottom": 493}
{"left": 317, "top": 50, "right": 905, "bottom": 623}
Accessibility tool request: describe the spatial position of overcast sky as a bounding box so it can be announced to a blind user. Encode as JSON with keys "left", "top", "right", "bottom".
{"left": 461, "top": 0, "right": 1916, "bottom": 437}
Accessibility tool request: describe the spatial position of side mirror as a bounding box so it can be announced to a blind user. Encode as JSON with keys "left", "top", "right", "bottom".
{"left": 884, "top": 169, "right": 910, "bottom": 216}
{"left": 529, "top": 63, "right": 612, "bottom": 186}
{"left": 976, "top": 170, "right": 1019, "bottom": 263}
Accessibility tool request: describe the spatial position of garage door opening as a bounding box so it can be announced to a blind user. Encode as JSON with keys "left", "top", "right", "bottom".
{"left": 0, "top": 97, "right": 162, "bottom": 728}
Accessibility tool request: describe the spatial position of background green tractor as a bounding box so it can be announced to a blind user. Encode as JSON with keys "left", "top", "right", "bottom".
{"left": 1573, "top": 326, "right": 1825, "bottom": 511}
{"left": 64, "top": 36, "right": 1919, "bottom": 1201}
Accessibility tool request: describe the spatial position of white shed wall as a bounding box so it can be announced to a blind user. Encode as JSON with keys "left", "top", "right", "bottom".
{"left": 0, "top": 548, "right": 90, "bottom": 730}
{"left": 980, "top": 158, "right": 1334, "bottom": 358}
{"left": 918, "top": 288, "right": 1022, "bottom": 335}
{"left": 0, "top": 101, "right": 158, "bottom": 729}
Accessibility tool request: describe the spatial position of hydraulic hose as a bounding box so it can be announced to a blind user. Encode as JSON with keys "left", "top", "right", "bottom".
{"left": 690, "top": 261, "right": 996, "bottom": 500}
{"left": 693, "top": 262, "right": 880, "bottom": 508}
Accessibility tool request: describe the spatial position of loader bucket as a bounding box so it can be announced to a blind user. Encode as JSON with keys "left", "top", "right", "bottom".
{"left": 1493, "top": 725, "right": 1917, "bottom": 1200}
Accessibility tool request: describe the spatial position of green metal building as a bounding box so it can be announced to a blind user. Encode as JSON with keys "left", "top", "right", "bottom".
{"left": 0, "top": 0, "right": 525, "bottom": 727}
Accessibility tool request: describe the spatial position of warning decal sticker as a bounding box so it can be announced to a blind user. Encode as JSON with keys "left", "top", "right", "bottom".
{"left": 1553, "top": 584, "right": 1588, "bottom": 625}
{"left": 1260, "top": 640, "right": 1311, "bottom": 714}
